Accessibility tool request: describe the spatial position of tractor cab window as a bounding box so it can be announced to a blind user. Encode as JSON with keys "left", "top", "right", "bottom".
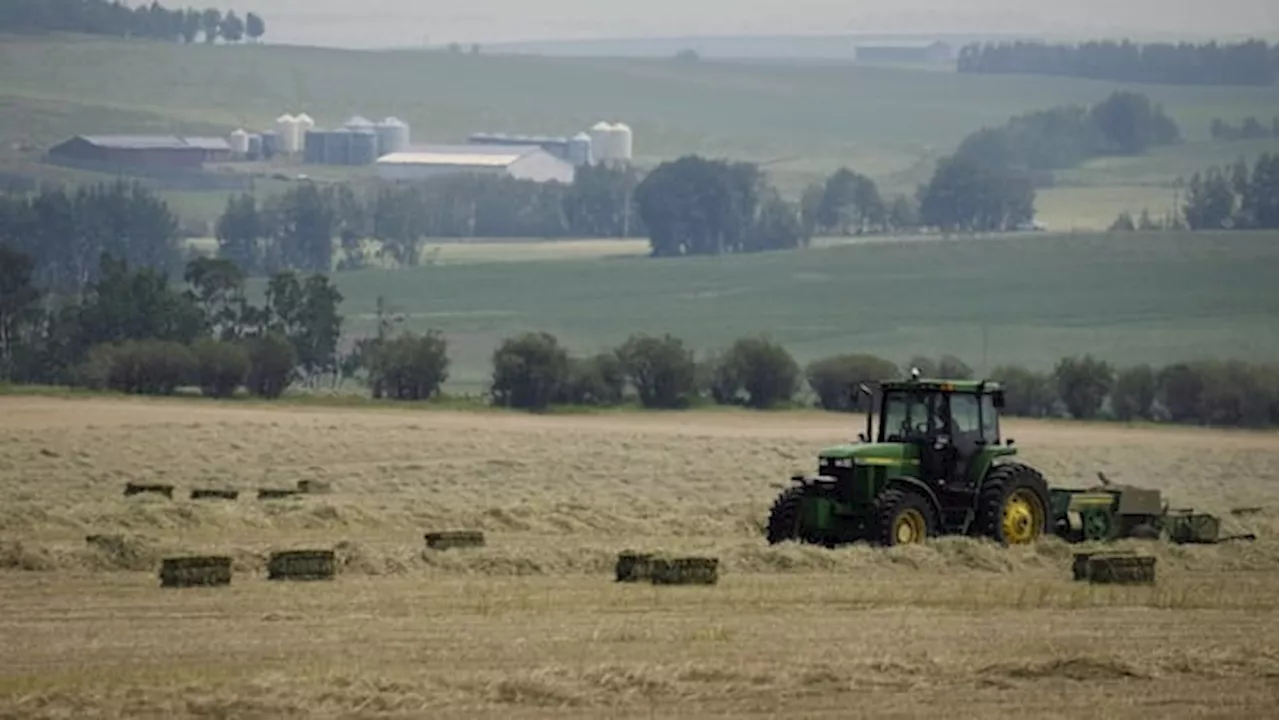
{"left": 949, "top": 393, "right": 982, "bottom": 440}
{"left": 980, "top": 393, "right": 1000, "bottom": 443}
{"left": 880, "top": 390, "right": 942, "bottom": 442}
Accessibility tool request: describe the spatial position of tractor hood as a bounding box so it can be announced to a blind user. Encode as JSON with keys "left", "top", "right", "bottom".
{"left": 818, "top": 442, "right": 913, "bottom": 465}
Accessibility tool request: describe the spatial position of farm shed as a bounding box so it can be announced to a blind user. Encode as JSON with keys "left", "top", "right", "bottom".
{"left": 46, "top": 135, "right": 232, "bottom": 169}
{"left": 374, "top": 144, "right": 575, "bottom": 183}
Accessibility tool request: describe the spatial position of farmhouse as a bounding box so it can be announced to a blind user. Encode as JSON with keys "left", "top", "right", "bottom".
{"left": 374, "top": 144, "right": 575, "bottom": 183}
{"left": 855, "top": 40, "right": 954, "bottom": 65}
{"left": 46, "top": 135, "right": 232, "bottom": 169}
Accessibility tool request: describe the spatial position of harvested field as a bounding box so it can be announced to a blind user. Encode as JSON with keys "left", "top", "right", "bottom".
{"left": 0, "top": 395, "right": 1275, "bottom": 718}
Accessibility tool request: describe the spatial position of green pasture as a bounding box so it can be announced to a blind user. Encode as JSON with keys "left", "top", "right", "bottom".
{"left": 299, "top": 230, "right": 1279, "bottom": 392}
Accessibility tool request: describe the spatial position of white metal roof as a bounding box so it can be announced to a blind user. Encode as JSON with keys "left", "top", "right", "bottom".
{"left": 377, "top": 152, "right": 519, "bottom": 167}
{"left": 376, "top": 144, "right": 541, "bottom": 167}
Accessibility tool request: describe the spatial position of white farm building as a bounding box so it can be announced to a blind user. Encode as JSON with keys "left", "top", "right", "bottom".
{"left": 374, "top": 144, "right": 575, "bottom": 183}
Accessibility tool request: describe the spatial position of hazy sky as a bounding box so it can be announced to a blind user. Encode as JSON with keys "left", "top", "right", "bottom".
{"left": 237, "top": 0, "right": 1279, "bottom": 48}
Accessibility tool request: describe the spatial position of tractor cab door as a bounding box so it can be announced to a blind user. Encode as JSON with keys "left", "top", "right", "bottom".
{"left": 944, "top": 393, "right": 997, "bottom": 487}
{"left": 881, "top": 390, "right": 950, "bottom": 485}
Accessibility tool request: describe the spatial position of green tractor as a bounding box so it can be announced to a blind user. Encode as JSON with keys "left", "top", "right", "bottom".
{"left": 767, "top": 371, "right": 1050, "bottom": 547}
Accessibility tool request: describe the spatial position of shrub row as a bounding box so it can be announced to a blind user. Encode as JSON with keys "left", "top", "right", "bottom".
{"left": 77, "top": 335, "right": 297, "bottom": 399}
{"left": 76, "top": 326, "right": 1277, "bottom": 430}
{"left": 474, "top": 333, "right": 1276, "bottom": 429}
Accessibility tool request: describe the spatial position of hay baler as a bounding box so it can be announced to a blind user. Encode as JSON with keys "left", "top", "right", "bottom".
{"left": 1048, "top": 475, "right": 1253, "bottom": 544}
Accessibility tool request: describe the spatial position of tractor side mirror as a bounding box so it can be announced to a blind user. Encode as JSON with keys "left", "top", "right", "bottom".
{"left": 857, "top": 432, "right": 868, "bottom": 442}
{"left": 992, "top": 390, "right": 1006, "bottom": 409}
{"left": 1005, "top": 438, "right": 1016, "bottom": 447}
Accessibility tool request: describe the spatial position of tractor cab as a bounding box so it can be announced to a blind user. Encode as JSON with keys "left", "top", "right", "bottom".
{"left": 866, "top": 370, "right": 1013, "bottom": 490}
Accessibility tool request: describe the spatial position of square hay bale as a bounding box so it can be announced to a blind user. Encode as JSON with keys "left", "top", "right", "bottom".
{"left": 1071, "top": 551, "right": 1123, "bottom": 581}
{"left": 1077, "top": 552, "right": 1156, "bottom": 585}
{"left": 424, "top": 530, "right": 486, "bottom": 551}
{"left": 159, "top": 556, "right": 232, "bottom": 588}
{"left": 615, "top": 551, "right": 655, "bottom": 582}
{"left": 1165, "top": 512, "right": 1222, "bottom": 544}
{"left": 297, "top": 479, "right": 332, "bottom": 494}
{"left": 267, "top": 549, "right": 336, "bottom": 581}
{"left": 124, "top": 482, "right": 173, "bottom": 499}
{"left": 257, "top": 488, "right": 299, "bottom": 500}
{"left": 191, "top": 488, "right": 239, "bottom": 501}
{"left": 649, "top": 556, "right": 719, "bottom": 586}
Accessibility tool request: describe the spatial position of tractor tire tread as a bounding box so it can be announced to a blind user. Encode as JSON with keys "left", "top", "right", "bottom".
{"left": 976, "top": 462, "right": 1051, "bottom": 545}
{"left": 766, "top": 485, "right": 808, "bottom": 545}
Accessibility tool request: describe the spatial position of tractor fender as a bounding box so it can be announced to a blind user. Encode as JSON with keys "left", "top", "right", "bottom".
{"left": 884, "top": 476, "right": 943, "bottom": 519}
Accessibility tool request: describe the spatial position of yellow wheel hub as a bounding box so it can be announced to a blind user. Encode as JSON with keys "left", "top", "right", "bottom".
{"left": 893, "top": 508, "right": 927, "bottom": 544}
{"left": 1001, "top": 489, "right": 1045, "bottom": 544}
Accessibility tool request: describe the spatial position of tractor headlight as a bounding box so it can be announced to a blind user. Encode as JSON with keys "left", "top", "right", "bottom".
{"left": 822, "top": 458, "right": 854, "bottom": 469}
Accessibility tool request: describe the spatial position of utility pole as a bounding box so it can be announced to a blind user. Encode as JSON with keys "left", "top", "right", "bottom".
{"left": 981, "top": 324, "right": 989, "bottom": 376}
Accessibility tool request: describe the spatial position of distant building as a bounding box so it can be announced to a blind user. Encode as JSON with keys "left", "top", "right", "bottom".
{"left": 374, "top": 144, "right": 576, "bottom": 183}
{"left": 46, "top": 135, "right": 232, "bottom": 169}
{"left": 854, "top": 40, "right": 953, "bottom": 65}
{"left": 467, "top": 133, "right": 571, "bottom": 160}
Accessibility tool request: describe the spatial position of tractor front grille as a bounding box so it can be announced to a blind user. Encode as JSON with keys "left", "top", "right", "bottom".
{"left": 816, "top": 466, "right": 869, "bottom": 505}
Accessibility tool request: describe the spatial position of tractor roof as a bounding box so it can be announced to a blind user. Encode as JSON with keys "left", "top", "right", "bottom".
{"left": 880, "top": 378, "right": 1003, "bottom": 393}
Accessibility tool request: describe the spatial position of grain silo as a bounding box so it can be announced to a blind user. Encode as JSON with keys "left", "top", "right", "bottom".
{"left": 588, "top": 121, "right": 613, "bottom": 163}
{"left": 567, "top": 132, "right": 592, "bottom": 166}
{"left": 229, "top": 128, "right": 250, "bottom": 156}
{"left": 375, "top": 117, "right": 410, "bottom": 156}
{"left": 261, "top": 130, "right": 281, "bottom": 159}
{"left": 324, "top": 129, "right": 353, "bottom": 165}
{"left": 295, "top": 113, "right": 316, "bottom": 152}
{"left": 344, "top": 115, "right": 374, "bottom": 132}
{"left": 275, "top": 114, "right": 298, "bottom": 153}
{"left": 246, "top": 134, "right": 264, "bottom": 160}
{"left": 304, "top": 129, "right": 327, "bottom": 164}
{"left": 612, "top": 122, "right": 633, "bottom": 163}
{"left": 349, "top": 130, "right": 378, "bottom": 165}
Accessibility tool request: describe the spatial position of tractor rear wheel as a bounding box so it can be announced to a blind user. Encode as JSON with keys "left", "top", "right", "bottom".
{"left": 874, "top": 488, "right": 936, "bottom": 546}
{"left": 976, "top": 463, "right": 1050, "bottom": 545}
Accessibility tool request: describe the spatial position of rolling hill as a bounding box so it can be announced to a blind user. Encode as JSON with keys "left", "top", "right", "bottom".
{"left": 0, "top": 35, "right": 1275, "bottom": 229}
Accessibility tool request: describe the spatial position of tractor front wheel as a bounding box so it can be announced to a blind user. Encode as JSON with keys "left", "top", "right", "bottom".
{"left": 874, "top": 488, "right": 936, "bottom": 546}
{"left": 976, "top": 463, "right": 1050, "bottom": 545}
{"left": 766, "top": 485, "right": 810, "bottom": 545}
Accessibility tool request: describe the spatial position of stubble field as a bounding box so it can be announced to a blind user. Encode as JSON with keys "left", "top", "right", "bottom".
{"left": 0, "top": 395, "right": 1276, "bottom": 718}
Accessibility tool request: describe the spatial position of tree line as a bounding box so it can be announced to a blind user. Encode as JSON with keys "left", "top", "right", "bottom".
{"left": 216, "top": 165, "right": 644, "bottom": 273}
{"left": 954, "top": 91, "right": 1181, "bottom": 172}
{"left": 799, "top": 168, "right": 918, "bottom": 237}
{"left": 1179, "top": 153, "right": 1279, "bottom": 230}
{"left": 224, "top": 159, "right": 912, "bottom": 263}
{"left": 0, "top": 0, "right": 265, "bottom": 43}
{"left": 0, "top": 247, "right": 341, "bottom": 396}
{"left": 913, "top": 91, "right": 1182, "bottom": 234}
{"left": 0, "top": 180, "right": 183, "bottom": 294}
{"left": 473, "top": 334, "right": 1275, "bottom": 428}
{"left": 1209, "top": 116, "right": 1277, "bottom": 142}
{"left": 633, "top": 156, "right": 808, "bottom": 256}
{"left": 957, "top": 39, "right": 1278, "bottom": 86}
